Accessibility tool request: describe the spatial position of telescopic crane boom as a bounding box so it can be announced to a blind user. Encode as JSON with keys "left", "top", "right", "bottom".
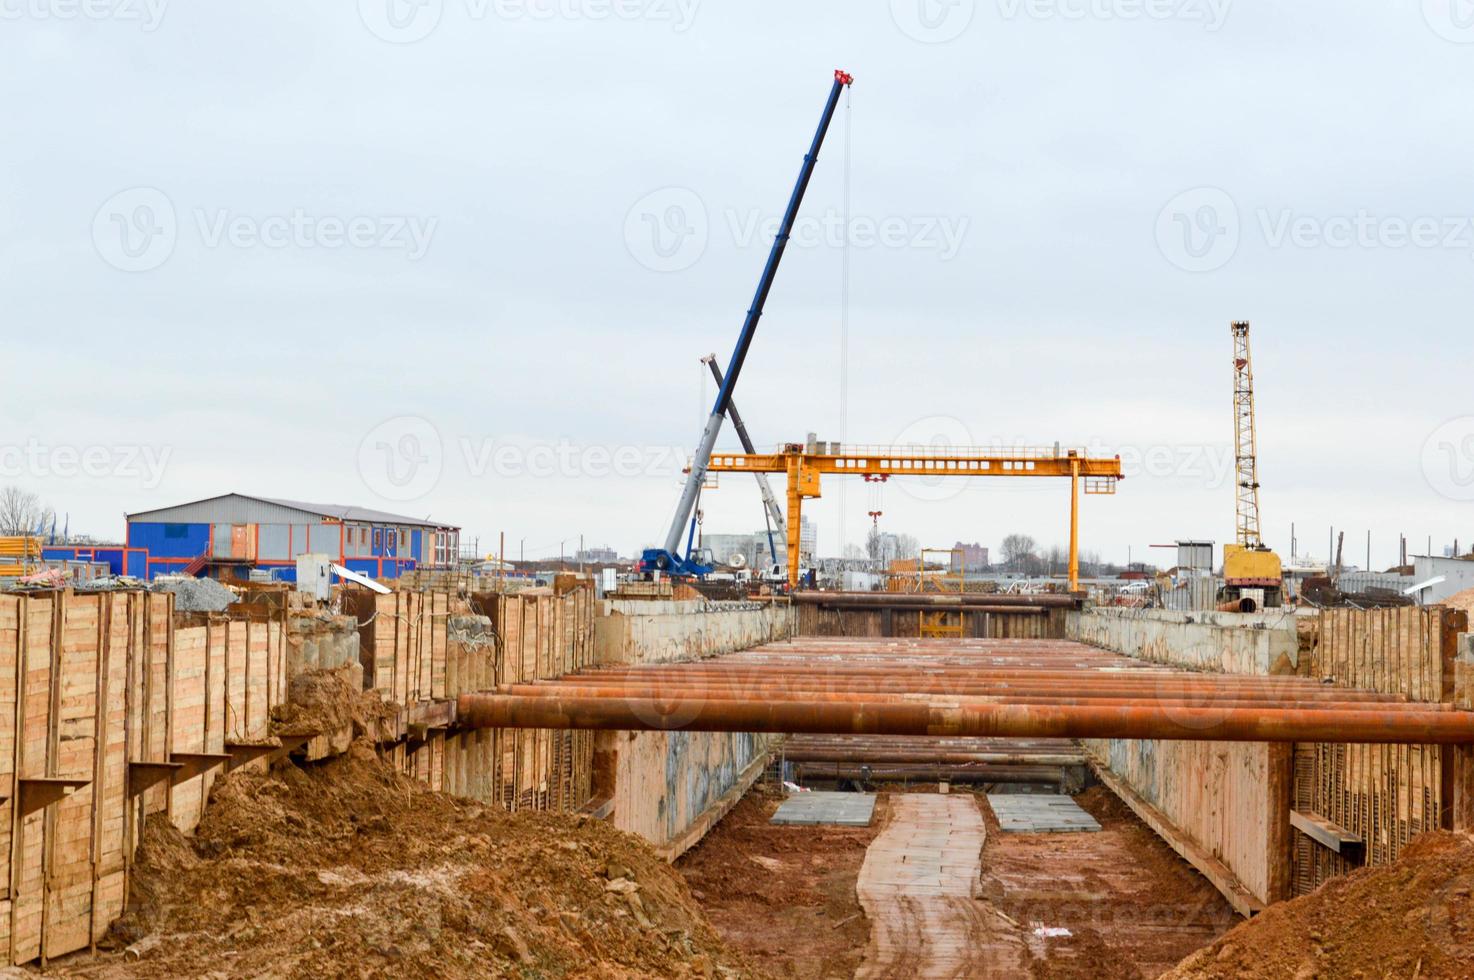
{"left": 701, "top": 354, "right": 787, "bottom": 566}
{"left": 641, "top": 69, "right": 853, "bottom": 578}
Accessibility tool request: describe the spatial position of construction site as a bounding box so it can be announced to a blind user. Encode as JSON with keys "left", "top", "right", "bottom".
{"left": 9, "top": 10, "right": 1474, "bottom": 976}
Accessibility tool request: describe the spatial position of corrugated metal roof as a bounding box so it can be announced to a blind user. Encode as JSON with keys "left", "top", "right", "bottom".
{"left": 127, "top": 493, "right": 458, "bottom": 530}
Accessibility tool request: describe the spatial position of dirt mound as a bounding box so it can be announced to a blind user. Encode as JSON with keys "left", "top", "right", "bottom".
{"left": 269, "top": 665, "right": 399, "bottom": 742}
{"left": 1442, "top": 587, "right": 1474, "bottom": 614}
{"left": 71, "top": 739, "right": 748, "bottom": 978}
{"left": 1164, "top": 831, "right": 1474, "bottom": 979}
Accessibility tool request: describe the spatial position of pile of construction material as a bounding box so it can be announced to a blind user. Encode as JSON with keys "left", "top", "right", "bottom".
{"left": 152, "top": 574, "right": 239, "bottom": 612}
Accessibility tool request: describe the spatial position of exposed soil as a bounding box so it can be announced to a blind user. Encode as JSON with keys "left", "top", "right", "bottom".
{"left": 269, "top": 665, "right": 398, "bottom": 740}
{"left": 48, "top": 739, "right": 749, "bottom": 979}
{"left": 1164, "top": 830, "right": 1474, "bottom": 980}
{"left": 677, "top": 784, "right": 888, "bottom": 979}
{"left": 1442, "top": 586, "right": 1474, "bottom": 614}
{"left": 975, "top": 787, "right": 1239, "bottom": 978}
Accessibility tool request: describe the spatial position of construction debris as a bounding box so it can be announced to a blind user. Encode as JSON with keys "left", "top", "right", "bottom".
{"left": 151, "top": 574, "right": 238, "bottom": 612}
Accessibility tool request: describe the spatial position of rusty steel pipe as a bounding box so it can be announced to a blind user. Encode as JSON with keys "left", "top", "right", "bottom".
{"left": 795, "top": 763, "right": 1070, "bottom": 784}
{"left": 798, "top": 604, "right": 1048, "bottom": 615}
{"left": 543, "top": 673, "right": 1402, "bottom": 702}
{"left": 782, "top": 749, "right": 1085, "bottom": 765}
{"left": 456, "top": 694, "right": 1474, "bottom": 744}
{"left": 790, "top": 591, "right": 1078, "bottom": 608}
{"left": 520, "top": 675, "right": 1407, "bottom": 701}
{"left": 502, "top": 683, "right": 1419, "bottom": 713}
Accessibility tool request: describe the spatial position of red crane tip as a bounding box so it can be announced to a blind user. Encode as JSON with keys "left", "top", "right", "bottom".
{"left": 834, "top": 70, "right": 854, "bottom": 86}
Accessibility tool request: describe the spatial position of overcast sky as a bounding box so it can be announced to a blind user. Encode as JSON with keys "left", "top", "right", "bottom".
{"left": 4, "top": 0, "right": 1472, "bottom": 567}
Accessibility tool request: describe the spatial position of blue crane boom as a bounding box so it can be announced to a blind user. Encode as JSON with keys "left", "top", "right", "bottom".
{"left": 641, "top": 69, "right": 853, "bottom": 578}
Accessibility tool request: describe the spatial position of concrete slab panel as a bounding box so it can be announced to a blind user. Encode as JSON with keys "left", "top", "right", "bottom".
{"left": 771, "top": 791, "right": 877, "bottom": 826}
{"left": 987, "top": 793, "right": 1101, "bottom": 833}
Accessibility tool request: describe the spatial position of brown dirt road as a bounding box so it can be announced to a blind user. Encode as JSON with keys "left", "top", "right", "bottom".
{"left": 683, "top": 785, "right": 1236, "bottom": 980}
{"left": 854, "top": 793, "right": 997, "bottom": 979}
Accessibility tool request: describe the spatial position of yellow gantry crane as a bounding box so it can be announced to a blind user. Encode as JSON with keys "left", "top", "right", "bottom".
{"left": 1221, "top": 321, "right": 1284, "bottom": 608}
{"left": 703, "top": 442, "right": 1123, "bottom": 591}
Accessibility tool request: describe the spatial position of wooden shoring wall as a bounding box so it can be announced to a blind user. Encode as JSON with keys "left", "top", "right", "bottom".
{"left": 0, "top": 585, "right": 601, "bottom": 968}
{"left": 1292, "top": 606, "right": 1469, "bottom": 895}
{"left": 381, "top": 588, "right": 596, "bottom": 816}
{"left": 0, "top": 591, "right": 173, "bottom": 965}
{"left": 471, "top": 588, "right": 594, "bottom": 814}
{"left": 796, "top": 604, "right": 1068, "bottom": 639}
{"left": 351, "top": 591, "right": 450, "bottom": 705}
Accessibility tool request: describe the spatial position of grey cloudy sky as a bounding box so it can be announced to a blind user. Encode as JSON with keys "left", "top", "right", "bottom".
{"left": 4, "top": 0, "right": 1472, "bottom": 566}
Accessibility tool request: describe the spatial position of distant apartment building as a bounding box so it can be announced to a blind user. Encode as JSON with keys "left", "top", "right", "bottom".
{"left": 952, "top": 541, "right": 990, "bottom": 572}
{"left": 703, "top": 516, "right": 817, "bottom": 569}
{"left": 575, "top": 546, "right": 619, "bottom": 563}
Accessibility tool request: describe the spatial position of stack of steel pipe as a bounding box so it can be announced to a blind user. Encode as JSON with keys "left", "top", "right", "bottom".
{"left": 789, "top": 591, "right": 1079, "bottom": 614}
{"left": 776, "top": 734, "right": 1085, "bottom": 767}
{"left": 457, "top": 637, "right": 1474, "bottom": 744}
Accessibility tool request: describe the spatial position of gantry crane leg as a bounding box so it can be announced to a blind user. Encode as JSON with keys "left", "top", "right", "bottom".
{"left": 1069, "top": 458, "right": 1080, "bottom": 593}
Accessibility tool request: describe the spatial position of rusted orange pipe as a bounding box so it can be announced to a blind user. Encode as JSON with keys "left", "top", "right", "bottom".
{"left": 502, "top": 683, "right": 1417, "bottom": 713}
{"left": 537, "top": 675, "right": 1400, "bottom": 702}
{"left": 455, "top": 694, "right": 1474, "bottom": 744}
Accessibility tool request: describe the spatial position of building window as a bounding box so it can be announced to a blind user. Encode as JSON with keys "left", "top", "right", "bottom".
{"left": 164, "top": 524, "right": 189, "bottom": 539}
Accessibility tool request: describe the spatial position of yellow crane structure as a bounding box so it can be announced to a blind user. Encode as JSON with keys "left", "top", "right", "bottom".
{"left": 703, "top": 443, "right": 1123, "bottom": 591}
{"left": 1222, "top": 321, "right": 1284, "bottom": 608}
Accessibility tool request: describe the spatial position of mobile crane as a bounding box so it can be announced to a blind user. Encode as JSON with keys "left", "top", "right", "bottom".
{"left": 640, "top": 69, "right": 853, "bottom": 579}
{"left": 1220, "top": 320, "right": 1284, "bottom": 609}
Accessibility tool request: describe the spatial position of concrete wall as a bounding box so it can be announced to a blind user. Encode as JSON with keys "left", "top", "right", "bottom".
{"left": 595, "top": 598, "right": 793, "bottom": 665}
{"left": 593, "top": 599, "right": 793, "bottom": 857}
{"left": 1068, "top": 607, "right": 1302, "bottom": 913}
{"left": 1068, "top": 607, "right": 1300, "bottom": 675}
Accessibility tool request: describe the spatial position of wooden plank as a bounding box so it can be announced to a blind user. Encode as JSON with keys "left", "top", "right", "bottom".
{"left": 1290, "top": 809, "right": 1364, "bottom": 863}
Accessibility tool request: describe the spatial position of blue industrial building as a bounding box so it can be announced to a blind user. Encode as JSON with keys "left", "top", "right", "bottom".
{"left": 114, "top": 493, "right": 461, "bottom": 582}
